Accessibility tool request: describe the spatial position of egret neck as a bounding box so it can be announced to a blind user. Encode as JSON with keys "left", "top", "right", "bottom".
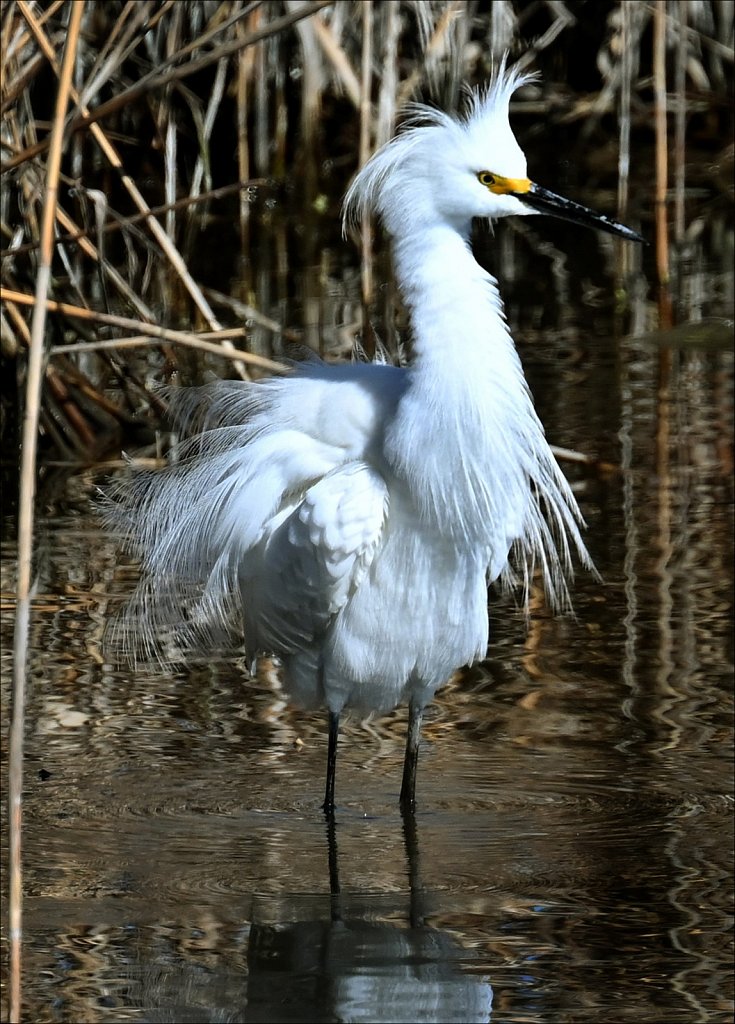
{"left": 385, "top": 221, "right": 538, "bottom": 553}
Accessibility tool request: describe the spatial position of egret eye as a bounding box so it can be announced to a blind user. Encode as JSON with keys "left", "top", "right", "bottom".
{"left": 478, "top": 171, "right": 496, "bottom": 186}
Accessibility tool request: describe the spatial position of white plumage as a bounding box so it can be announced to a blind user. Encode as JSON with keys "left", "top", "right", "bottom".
{"left": 108, "top": 63, "right": 642, "bottom": 814}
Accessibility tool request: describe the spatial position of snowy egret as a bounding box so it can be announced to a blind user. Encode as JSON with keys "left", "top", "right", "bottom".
{"left": 108, "top": 64, "right": 643, "bottom": 816}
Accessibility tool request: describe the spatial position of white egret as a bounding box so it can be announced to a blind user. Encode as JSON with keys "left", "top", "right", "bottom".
{"left": 108, "top": 63, "right": 643, "bottom": 817}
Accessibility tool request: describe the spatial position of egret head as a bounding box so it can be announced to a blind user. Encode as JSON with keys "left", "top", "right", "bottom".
{"left": 344, "top": 62, "right": 644, "bottom": 244}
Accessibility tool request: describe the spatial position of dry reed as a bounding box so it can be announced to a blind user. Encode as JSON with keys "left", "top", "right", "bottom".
{"left": 8, "top": 11, "right": 84, "bottom": 1022}
{"left": 2, "top": 1, "right": 731, "bottom": 457}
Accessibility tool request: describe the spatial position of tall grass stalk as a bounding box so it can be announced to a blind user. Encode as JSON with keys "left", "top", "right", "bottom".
{"left": 9, "top": 10, "right": 84, "bottom": 1021}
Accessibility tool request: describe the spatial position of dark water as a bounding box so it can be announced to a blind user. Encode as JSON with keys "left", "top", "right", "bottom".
{"left": 2, "top": 201, "right": 733, "bottom": 1023}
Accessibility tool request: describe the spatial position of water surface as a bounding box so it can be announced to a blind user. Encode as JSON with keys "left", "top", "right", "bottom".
{"left": 1, "top": 192, "right": 733, "bottom": 1023}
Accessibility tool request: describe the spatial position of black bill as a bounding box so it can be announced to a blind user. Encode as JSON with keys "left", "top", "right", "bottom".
{"left": 517, "top": 182, "right": 645, "bottom": 244}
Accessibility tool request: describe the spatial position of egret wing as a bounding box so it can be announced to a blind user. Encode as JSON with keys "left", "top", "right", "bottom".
{"left": 242, "top": 461, "right": 389, "bottom": 655}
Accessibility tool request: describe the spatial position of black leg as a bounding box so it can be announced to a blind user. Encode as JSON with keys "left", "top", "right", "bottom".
{"left": 399, "top": 699, "right": 423, "bottom": 811}
{"left": 323, "top": 710, "right": 339, "bottom": 817}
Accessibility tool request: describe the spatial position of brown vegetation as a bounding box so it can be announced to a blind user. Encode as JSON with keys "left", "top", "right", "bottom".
{"left": 1, "top": 1, "right": 732, "bottom": 460}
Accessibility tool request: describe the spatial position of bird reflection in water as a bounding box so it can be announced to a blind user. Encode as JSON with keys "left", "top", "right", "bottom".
{"left": 242, "top": 816, "right": 493, "bottom": 1023}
